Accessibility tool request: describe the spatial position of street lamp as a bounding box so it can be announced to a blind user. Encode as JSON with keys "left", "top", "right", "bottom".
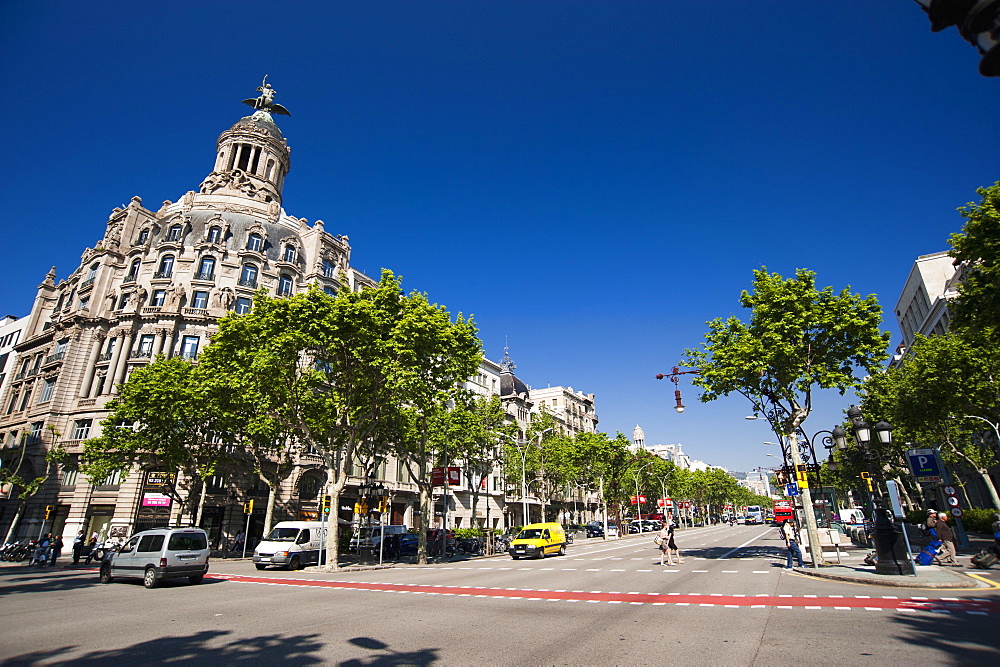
{"left": 633, "top": 460, "right": 655, "bottom": 522}
{"left": 844, "top": 404, "right": 912, "bottom": 576}
{"left": 499, "top": 433, "right": 530, "bottom": 528}
{"left": 656, "top": 366, "right": 700, "bottom": 413}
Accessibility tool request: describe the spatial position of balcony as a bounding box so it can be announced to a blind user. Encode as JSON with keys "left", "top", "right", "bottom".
{"left": 153, "top": 270, "right": 172, "bottom": 280}
{"left": 238, "top": 277, "right": 257, "bottom": 288}
{"left": 43, "top": 351, "right": 66, "bottom": 365}
{"left": 80, "top": 277, "right": 96, "bottom": 291}
{"left": 183, "top": 308, "right": 209, "bottom": 318}
{"left": 98, "top": 351, "right": 113, "bottom": 362}
{"left": 141, "top": 306, "right": 162, "bottom": 315}
{"left": 277, "top": 287, "right": 293, "bottom": 297}
{"left": 122, "top": 274, "right": 137, "bottom": 284}
{"left": 193, "top": 271, "right": 215, "bottom": 281}
{"left": 129, "top": 350, "right": 153, "bottom": 359}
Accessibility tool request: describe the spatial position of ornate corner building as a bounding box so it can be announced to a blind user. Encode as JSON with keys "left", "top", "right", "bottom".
{"left": 0, "top": 82, "right": 379, "bottom": 545}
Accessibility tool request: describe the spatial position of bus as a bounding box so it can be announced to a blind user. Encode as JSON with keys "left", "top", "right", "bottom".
{"left": 773, "top": 499, "right": 794, "bottom": 525}
{"left": 745, "top": 505, "right": 765, "bottom": 525}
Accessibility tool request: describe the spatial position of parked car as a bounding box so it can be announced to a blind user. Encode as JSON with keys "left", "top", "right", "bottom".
{"left": 99, "top": 527, "right": 210, "bottom": 589}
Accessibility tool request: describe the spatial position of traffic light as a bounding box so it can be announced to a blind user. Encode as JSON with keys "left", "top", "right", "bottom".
{"left": 44, "top": 505, "right": 54, "bottom": 520}
{"left": 377, "top": 500, "right": 389, "bottom": 514}
{"left": 243, "top": 499, "right": 254, "bottom": 514}
{"left": 860, "top": 472, "right": 873, "bottom": 492}
{"left": 795, "top": 464, "right": 809, "bottom": 489}
{"left": 321, "top": 495, "right": 332, "bottom": 514}
{"left": 916, "top": 0, "right": 1000, "bottom": 76}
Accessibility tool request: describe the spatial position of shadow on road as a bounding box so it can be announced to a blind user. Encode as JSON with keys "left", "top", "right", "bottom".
{"left": 890, "top": 600, "right": 1000, "bottom": 662}
{"left": 0, "top": 569, "right": 103, "bottom": 597}
{"left": 2, "top": 629, "right": 327, "bottom": 665}
{"left": 340, "top": 637, "right": 440, "bottom": 666}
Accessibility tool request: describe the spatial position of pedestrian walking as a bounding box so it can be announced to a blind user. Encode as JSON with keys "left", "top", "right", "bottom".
{"left": 664, "top": 512, "right": 683, "bottom": 564}
{"left": 49, "top": 535, "right": 63, "bottom": 567}
{"left": 934, "top": 513, "right": 960, "bottom": 566}
{"left": 232, "top": 530, "right": 246, "bottom": 555}
{"left": 924, "top": 508, "right": 938, "bottom": 536}
{"left": 777, "top": 520, "right": 804, "bottom": 569}
{"left": 991, "top": 513, "right": 1000, "bottom": 557}
{"left": 72, "top": 531, "right": 85, "bottom": 564}
{"left": 656, "top": 524, "right": 673, "bottom": 566}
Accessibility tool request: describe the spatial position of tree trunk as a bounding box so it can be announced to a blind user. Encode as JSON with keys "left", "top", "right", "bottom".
{"left": 194, "top": 479, "right": 207, "bottom": 526}
{"left": 263, "top": 480, "right": 277, "bottom": 537}
{"left": 4, "top": 503, "right": 25, "bottom": 544}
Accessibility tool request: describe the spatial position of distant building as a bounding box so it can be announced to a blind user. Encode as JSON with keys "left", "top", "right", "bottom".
{"left": 528, "top": 385, "right": 598, "bottom": 436}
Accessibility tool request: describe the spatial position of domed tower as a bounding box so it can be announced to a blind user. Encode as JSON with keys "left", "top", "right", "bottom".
{"left": 632, "top": 424, "right": 645, "bottom": 451}
{"left": 199, "top": 76, "right": 292, "bottom": 208}
{"left": 498, "top": 346, "right": 533, "bottom": 439}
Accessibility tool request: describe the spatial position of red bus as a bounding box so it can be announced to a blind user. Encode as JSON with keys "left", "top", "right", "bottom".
{"left": 773, "top": 499, "right": 794, "bottom": 525}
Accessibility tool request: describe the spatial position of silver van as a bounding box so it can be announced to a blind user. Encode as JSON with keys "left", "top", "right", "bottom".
{"left": 99, "top": 527, "right": 210, "bottom": 589}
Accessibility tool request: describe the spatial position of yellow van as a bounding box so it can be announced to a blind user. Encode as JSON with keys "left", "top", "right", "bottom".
{"left": 508, "top": 522, "right": 567, "bottom": 559}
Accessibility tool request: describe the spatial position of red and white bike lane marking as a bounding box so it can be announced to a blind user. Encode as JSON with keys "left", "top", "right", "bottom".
{"left": 210, "top": 574, "right": 1000, "bottom": 614}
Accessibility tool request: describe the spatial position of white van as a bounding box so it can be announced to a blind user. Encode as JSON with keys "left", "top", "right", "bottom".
{"left": 348, "top": 524, "right": 408, "bottom": 550}
{"left": 253, "top": 521, "right": 329, "bottom": 570}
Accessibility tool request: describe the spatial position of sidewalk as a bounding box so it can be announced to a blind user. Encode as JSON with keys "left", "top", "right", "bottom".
{"left": 791, "top": 545, "right": 997, "bottom": 589}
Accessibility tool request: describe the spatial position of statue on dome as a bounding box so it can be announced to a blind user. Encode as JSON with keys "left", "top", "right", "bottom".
{"left": 243, "top": 75, "right": 291, "bottom": 116}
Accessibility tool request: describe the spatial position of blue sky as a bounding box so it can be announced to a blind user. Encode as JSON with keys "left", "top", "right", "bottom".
{"left": 2, "top": 2, "right": 997, "bottom": 472}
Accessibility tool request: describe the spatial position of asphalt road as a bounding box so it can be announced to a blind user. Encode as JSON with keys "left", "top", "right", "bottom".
{"left": 2, "top": 524, "right": 998, "bottom": 665}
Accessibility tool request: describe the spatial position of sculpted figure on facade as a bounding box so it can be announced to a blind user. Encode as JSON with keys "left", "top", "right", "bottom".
{"left": 165, "top": 283, "right": 185, "bottom": 311}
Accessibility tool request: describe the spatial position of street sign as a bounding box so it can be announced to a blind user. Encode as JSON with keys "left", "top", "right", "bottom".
{"left": 906, "top": 448, "right": 942, "bottom": 483}
{"left": 886, "top": 480, "right": 904, "bottom": 519}
{"left": 943, "top": 485, "right": 956, "bottom": 495}
{"left": 951, "top": 508, "right": 963, "bottom": 517}
{"left": 630, "top": 495, "right": 647, "bottom": 505}
{"left": 785, "top": 482, "right": 800, "bottom": 497}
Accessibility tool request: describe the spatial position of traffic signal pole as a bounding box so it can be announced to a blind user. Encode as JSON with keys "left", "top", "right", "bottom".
{"left": 242, "top": 499, "right": 254, "bottom": 559}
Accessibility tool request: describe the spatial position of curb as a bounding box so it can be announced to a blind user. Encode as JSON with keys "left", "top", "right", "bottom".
{"left": 790, "top": 566, "right": 987, "bottom": 589}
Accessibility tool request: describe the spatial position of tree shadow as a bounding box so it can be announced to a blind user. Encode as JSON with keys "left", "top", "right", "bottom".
{"left": 889, "top": 603, "right": 1000, "bottom": 662}
{"left": 0, "top": 568, "right": 224, "bottom": 596}
{"left": 3, "top": 629, "right": 326, "bottom": 666}
{"left": 340, "top": 636, "right": 440, "bottom": 666}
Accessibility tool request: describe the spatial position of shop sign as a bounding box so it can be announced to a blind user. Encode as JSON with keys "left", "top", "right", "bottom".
{"left": 144, "top": 470, "right": 175, "bottom": 487}
{"left": 141, "top": 492, "right": 172, "bottom": 507}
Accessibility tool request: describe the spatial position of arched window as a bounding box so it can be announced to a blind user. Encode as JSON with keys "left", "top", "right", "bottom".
{"left": 278, "top": 274, "right": 293, "bottom": 297}
{"left": 299, "top": 476, "right": 320, "bottom": 500}
{"left": 196, "top": 256, "right": 216, "bottom": 280}
{"left": 239, "top": 263, "right": 258, "bottom": 288}
{"left": 125, "top": 258, "right": 141, "bottom": 283}
{"left": 283, "top": 245, "right": 296, "bottom": 263}
{"left": 246, "top": 233, "right": 263, "bottom": 252}
{"left": 167, "top": 224, "right": 182, "bottom": 242}
{"left": 207, "top": 226, "right": 222, "bottom": 244}
{"left": 87, "top": 263, "right": 99, "bottom": 280}
{"left": 156, "top": 255, "right": 174, "bottom": 279}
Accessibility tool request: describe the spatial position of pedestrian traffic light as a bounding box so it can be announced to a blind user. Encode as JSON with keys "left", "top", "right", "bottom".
{"left": 44, "top": 505, "right": 54, "bottom": 519}
{"left": 321, "top": 495, "right": 331, "bottom": 514}
{"left": 915, "top": 0, "right": 1000, "bottom": 76}
{"left": 359, "top": 501, "right": 369, "bottom": 514}
{"left": 243, "top": 499, "right": 254, "bottom": 514}
{"left": 377, "top": 500, "right": 389, "bottom": 513}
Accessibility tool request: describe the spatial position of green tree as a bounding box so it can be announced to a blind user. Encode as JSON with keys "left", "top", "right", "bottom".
{"left": 450, "top": 395, "right": 515, "bottom": 532}
{"left": 860, "top": 332, "right": 1000, "bottom": 510}
{"left": 82, "top": 357, "right": 232, "bottom": 525}
{"left": 683, "top": 267, "right": 890, "bottom": 565}
{"left": 948, "top": 181, "right": 1000, "bottom": 334}
{"left": 1, "top": 426, "right": 67, "bottom": 544}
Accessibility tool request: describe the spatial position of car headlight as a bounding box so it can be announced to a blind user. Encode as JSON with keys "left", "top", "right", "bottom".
{"left": 275, "top": 551, "right": 288, "bottom": 557}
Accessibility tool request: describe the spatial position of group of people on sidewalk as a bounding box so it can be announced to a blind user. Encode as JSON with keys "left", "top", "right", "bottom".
{"left": 29, "top": 534, "right": 63, "bottom": 567}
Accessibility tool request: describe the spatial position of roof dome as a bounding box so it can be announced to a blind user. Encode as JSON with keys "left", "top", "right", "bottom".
{"left": 228, "top": 115, "right": 285, "bottom": 142}
{"left": 500, "top": 373, "right": 529, "bottom": 399}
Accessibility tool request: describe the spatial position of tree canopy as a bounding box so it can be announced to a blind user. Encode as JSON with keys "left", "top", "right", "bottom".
{"left": 948, "top": 181, "right": 1000, "bottom": 334}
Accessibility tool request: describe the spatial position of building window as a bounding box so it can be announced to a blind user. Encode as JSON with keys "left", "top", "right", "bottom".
{"left": 246, "top": 233, "right": 263, "bottom": 252}
{"left": 117, "top": 292, "right": 129, "bottom": 310}
{"left": 239, "top": 263, "right": 258, "bottom": 288}
{"left": 322, "top": 259, "right": 336, "bottom": 278}
{"left": 166, "top": 224, "right": 182, "bottom": 241}
{"left": 207, "top": 226, "right": 222, "bottom": 244}
{"left": 235, "top": 297, "right": 252, "bottom": 314}
{"left": 136, "top": 228, "right": 150, "bottom": 245}
{"left": 299, "top": 477, "right": 320, "bottom": 500}
{"left": 192, "top": 290, "right": 209, "bottom": 309}
{"left": 18, "top": 388, "right": 32, "bottom": 412}
{"left": 323, "top": 285, "right": 336, "bottom": 296}
{"left": 196, "top": 256, "right": 216, "bottom": 280}
{"left": 5, "top": 391, "right": 19, "bottom": 414}
{"left": 62, "top": 466, "right": 78, "bottom": 487}
{"left": 38, "top": 378, "right": 56, "bottom": 403}
{"left": 28, "top": 422, "right": 44, "bottom": 444}
{"left": 205, "top": 474, "right": 227, "bottom": 495}
{"left": 137, "top": 334, "right": 155, "bottom": 357}
{"left": 278, "top": 274, "right": 293, "bottom": 297}
{"left": 156, "top": 255, "right": 174, "bottom": 279}
{"left": 125, "top": 258, "right": 141, "bottom": 283}
{"left": 181, "top": 336, "right": 199, "bottom": 360}
{"left": 95, "top": 468, "right": 122, "bottom": 488}
{"left": 151, "top": 290, "right": 166, "bottom": 307}
{"left": 283, "top": 245, "right": 296, "bottom": 263}
{"left": 72, "top": 419, "right": 93, "bottom": 440}
{"left": 87, "top": 262, "right": 99, "bottom": 280}
{"left": 78, "top": 295, "right": 90, "bottom": 311}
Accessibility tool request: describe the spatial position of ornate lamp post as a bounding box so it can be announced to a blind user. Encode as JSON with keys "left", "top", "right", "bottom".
{"left": 845, "top": 405, "right": 913, "bottom": 575}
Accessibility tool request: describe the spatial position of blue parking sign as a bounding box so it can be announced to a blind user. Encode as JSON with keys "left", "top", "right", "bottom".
{"left": 906, "top": 448, "right": 941, "bottom": 483}
{"left": 785, "top": 482, "right": 800, "bottom": 497}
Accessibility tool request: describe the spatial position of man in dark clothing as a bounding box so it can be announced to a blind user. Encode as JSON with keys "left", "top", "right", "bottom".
{"left": 935, "top": 513, "right": 959, "bottom": 566}
{"left": 49, "top": 535, "right": 64, "bottom": 567}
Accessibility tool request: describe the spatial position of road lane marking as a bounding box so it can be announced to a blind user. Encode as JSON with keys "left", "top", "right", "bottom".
{"left": 209, "top": 574, "right": 1000, "bottom": 614}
